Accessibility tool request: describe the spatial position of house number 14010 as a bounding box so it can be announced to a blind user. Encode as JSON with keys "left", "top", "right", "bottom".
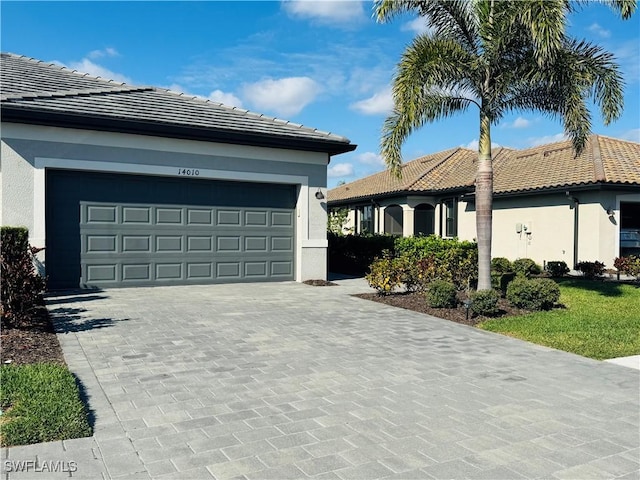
{"left": 177, "top": 168, "right": 200, "bottom": 176}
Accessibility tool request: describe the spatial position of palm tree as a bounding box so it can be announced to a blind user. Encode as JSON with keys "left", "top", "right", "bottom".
{"left": 375, "top": 0, "right": 636, "bottom": 290}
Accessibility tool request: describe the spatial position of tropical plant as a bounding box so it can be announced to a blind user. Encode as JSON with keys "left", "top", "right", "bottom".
{"left": 374, "top": 0, "right": 635, "bottom": 290}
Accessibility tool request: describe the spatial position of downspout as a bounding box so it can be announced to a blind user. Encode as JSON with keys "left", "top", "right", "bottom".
{"left": 567, "top": 192, "right": 579, "bottom": 267}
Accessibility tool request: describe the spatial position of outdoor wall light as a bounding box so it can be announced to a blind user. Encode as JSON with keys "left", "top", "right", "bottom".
{"left": 606, "top": 208, "right": 615, "bottom": 217}
{"left": 315, "top": 188, "right": 325, "bottom": 200}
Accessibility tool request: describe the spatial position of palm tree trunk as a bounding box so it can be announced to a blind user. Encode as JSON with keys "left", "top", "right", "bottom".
{"left": 476, "top": 111, "right": 493, "bottom": 290}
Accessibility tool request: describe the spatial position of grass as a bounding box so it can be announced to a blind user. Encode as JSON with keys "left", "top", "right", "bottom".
{"left": 0, "top": 363, "right": 92, "bottom": 446}
{"left": 479, "top": 279, "right": 640, "bottom": 360}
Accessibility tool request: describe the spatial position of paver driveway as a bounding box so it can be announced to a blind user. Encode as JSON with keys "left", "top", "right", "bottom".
{"left": 3, "top": 279, "right": 639, "bottom": 479}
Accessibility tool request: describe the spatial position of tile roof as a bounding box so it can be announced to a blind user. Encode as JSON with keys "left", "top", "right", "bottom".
{"left": 0, "top": 53, "right": 355, "bottom": 155}
{"left": 329, "top": 136, "right": 639, "bottom": 203}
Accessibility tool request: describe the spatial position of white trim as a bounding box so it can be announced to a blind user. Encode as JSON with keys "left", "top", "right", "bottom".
{"left": 34, "top": 157, "right": 311, "bottom": 282}
{"left": 302, "top": 239, "right": 329, "bottom": 248}
{"left": 32, "top": 164, "right": 46, "bottom": 246}
{"left": 615, "top": 193, "right": 640, "bottom": 259}
{"left": 4, "top": 123, "right": 328, "bottom": 165}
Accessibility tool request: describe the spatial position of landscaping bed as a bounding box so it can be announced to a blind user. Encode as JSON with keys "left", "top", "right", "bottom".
{"left": 355, "top": 291, "right": 527, "bottom": 326}
{"left": 1, "top": 306, "right": 66, "bottom": 366}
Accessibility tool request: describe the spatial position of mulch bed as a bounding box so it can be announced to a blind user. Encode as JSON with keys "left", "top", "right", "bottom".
{"left": 1, "top": 307, "right": 66, "bottom": 366}
{"left": 354, "top": 291, "right": 527, "bottom": 326}
{"left": 303, "top": 279, "right": 338, "bottom": 286}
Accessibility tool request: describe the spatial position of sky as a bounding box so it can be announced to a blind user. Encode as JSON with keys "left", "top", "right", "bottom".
{"left": 2, "top": 1, "right": 639, "bottom": 189}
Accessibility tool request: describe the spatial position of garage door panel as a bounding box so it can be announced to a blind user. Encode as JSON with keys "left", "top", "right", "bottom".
{"left": 47, "top": 170, "right": 296, "bottom": 288}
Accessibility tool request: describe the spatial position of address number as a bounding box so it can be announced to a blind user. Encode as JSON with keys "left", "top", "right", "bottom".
{"left": 177, "top": 168, "right": 200, "bottom": 176}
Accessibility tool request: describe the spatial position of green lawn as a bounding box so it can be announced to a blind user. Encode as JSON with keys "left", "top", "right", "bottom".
{"left": 479, "top": 279, "right": 640, "bottom": 360}
{"left": 0, "top": 364, "right": 92, "bottom": 446}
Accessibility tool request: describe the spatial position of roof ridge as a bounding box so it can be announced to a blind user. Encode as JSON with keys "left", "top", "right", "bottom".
{"left": 2, "top": 52, "right": 136, "bottom": 88}
{"left": 1, "top": 86, "right": 154, "bottom": 102}
{"left": 406, "top": 148, "right": 464, "bottom": 190}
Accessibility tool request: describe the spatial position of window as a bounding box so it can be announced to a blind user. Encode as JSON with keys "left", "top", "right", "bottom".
{"left": 358, "top": 205, "right": 374, "bottom": 234}
{"left": 443, "top": 198, "right": 458, "bottom": 237}
{"left": 384, "top": 205, "right": 403, "bottom": 235}
{"left": 414, "top": 204, "right": 435, "bottom": 236}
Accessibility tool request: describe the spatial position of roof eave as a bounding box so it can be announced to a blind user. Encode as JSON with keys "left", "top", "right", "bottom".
{"left": 328, "top": 185, "right": 474, "bottom": 206}
{"left": 1, "top": 106, "right": 357, "bottom": 156}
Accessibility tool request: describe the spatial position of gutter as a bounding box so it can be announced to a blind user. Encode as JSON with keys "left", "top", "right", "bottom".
{"left": 567, "top": 192, "right": 580, "bottom": 267}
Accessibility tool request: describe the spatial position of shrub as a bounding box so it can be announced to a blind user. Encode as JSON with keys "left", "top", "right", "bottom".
{"left": 506, "top": 276, "right": 560, "bottom": 310}
{"left": 470, "top": 289, "right": 501, "bottom": 316}
{"left": 512, "top": 258, "right": 542, "bottom": 277}
{"left": 491, "top": 257, "right": 512, "bottom": 274}
{"left": 365, "top": 253, "right": 402, "bottom": 295}
{"left": 614, "top": 255, "right": 640, "bottom": 279}
{"left": 394, "top": 235, "right": 478, "bottom": 290}
{"left": 545, "top": 261, "right": 569, "bottom": 278}
{"left": 1, "top": 227, "right": 46, "bottom": 328}
{"left": 426, "top": 280, "right": 458, "bottom": 308}
{"left": 574, "top": 261, "right": 606, "bottom": 279}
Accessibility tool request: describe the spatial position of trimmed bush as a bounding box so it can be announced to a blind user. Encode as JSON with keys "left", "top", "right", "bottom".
{"left": 491, "top": 257, "right": 512, "bottom": 274}
{"left": 614, "top": 255, "right": 640, "bottom": 280}
{"left": 1, "top": 227, "right": 46, "bottom": 327}
{"left": 506, "top": 276, "right": 560, "bottom": 311}
{"left": 426, "top": 280, "right": 458, "bottom": 308}
{"left": 574, "top": 261, "right": 606, "bottom": 279}
{"left": 365, "top": 253, "right": 402, "bottom": 295}
{"left": 512, "top": 258, "right": 542, "bottom": 277}
{"left": 470, "top": 289, "right": 501, "bottom": 316}
{"left": 545, "top": 260, "right": 569, "bottom": 278}
{"left": 394, "top": 235, "right": 478, "bottom": 290}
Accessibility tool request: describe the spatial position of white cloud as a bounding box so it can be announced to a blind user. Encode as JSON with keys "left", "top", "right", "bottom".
{"left": 350, "top": 87, "right": 394, "bottom": 115}
{"left": 241, "top": 77, "right": 321, "bottom": 117}
{"left": 328, "top": 162, "right": 355, "bottom": 178}
{"left": 88, "top": 48, "right": 119, "bottom": 59}
{"left": 282, "top": 0, "right": 366, "bottom": 25}
{"left": 501, "top": 116, "right": 532, "bottom": 129}
{"left": 463, "top": 139, "right": 502, "bottom": 150}
{"left": 401, "top": 17, "right": 433, "bottom": 36}
{"left": 512, "top": 117, "right": 531, "bottom": 128}
{"left": 526, "top": 132, "right": 568, "bottom": 147}
{"left": 206, "top": 89, "right": 244, "bottom": 108}
{"left": 588, "top": 23, "right": 611, "bottom": 39}
{"left": 68, "top": 58, "right": 132, "bottom": 84}
{"left": 357, "top": 151, "right": 385, "bottom": 166}
{"left": 620, "top": 128, "right": 640, "bottom": 143}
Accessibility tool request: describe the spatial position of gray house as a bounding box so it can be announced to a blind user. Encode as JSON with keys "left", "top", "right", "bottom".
{"left": 0, "top": 53, "right": 355, "bottom": 289}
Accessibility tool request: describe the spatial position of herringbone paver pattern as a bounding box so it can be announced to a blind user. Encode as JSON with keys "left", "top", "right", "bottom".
{"left": 3, "top": 279, "right": 638, "bottom": 479}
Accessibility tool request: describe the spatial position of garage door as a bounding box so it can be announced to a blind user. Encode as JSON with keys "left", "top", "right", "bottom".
{"left": 46, "top": 170, "right": 296, "bottom": 289}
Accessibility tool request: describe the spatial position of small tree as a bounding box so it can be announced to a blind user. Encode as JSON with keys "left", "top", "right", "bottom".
{"left": 328, "top": 207, "right": 352, "bottom": 235}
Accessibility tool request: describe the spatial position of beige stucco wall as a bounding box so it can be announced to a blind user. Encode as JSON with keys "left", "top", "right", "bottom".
{"left": 1, "top": 122, "right": 331, "bottom": 282}
{"left": 460, "top": 191, "right": 629, "bottom": 268}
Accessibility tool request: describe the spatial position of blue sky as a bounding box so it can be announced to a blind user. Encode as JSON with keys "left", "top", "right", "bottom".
{"left": 2, "top": 1, "right": 639, "bottom": 188}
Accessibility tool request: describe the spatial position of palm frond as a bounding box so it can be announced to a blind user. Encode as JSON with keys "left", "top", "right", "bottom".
{"left": 381, "top": 95, "right": 472, "bottom": 178}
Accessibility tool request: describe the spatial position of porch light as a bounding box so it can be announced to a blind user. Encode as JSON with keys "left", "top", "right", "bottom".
{"left": 315, "top": 188, "right": 325, "bottom": 200}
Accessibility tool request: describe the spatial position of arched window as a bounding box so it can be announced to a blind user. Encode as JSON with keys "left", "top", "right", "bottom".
{"left": 384, "top": 205, "right": 403, "bottom": 235}
{"left": 414, "top": 204, "right": 435, "bottom": 236}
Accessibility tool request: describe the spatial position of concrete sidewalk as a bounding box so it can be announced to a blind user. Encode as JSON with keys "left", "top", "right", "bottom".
{"left": 3, "top": 279, "right": 639, "bottom": 479}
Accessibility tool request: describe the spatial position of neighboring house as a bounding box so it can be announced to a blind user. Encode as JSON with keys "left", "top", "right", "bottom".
{"left": 0, "top": 53, "right": 355, "bottom": 289}
{"left": 328, "top": 135, "right": 640, "bottom": 269}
